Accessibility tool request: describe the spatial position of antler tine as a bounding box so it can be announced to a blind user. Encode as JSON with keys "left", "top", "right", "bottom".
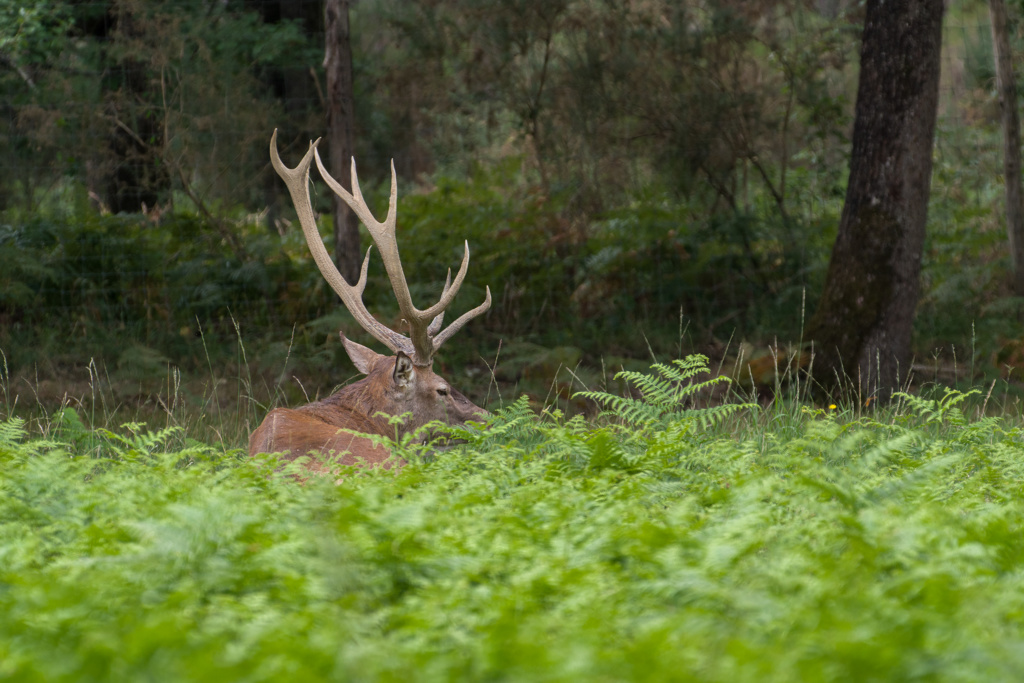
{"left": 269, "top": 130, "right": 413, "bottom": 356}
{"left": 426, "top": 270, "right": 453, "bottom": 337}
{"left": 431, "top": 286, "right": 492, "bottom": 354}
{"left": 315, "top": 150, "right": 487, "bottom": 365}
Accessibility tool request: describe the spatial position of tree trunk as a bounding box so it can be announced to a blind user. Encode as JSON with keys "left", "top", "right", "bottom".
{"left": 102, "top": 9, "right": 170, "bottom": 214}
{"left": 990, "top": 0, "right": 1024, "bottom": 296}
{"left": 324, "top": 0, "right": 361, "bottom": 284}
{"left": 805, "top": 0, "right": 944, "bottom": 400}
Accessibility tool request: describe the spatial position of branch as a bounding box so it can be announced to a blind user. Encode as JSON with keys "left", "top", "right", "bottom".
{"left": 698, "top": 162, "right": 738, "bottom": 211}
{"left": 308, "top": 66, "right": 326, "bottom": 108}
{"left": 0, "top": 53, "right": 36, "bottom": 89}
{"left": 749, "top": 155, "right": 790, "bottom": 222}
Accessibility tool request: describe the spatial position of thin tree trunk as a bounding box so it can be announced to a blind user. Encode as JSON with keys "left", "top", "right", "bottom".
{"left": 990, "top": 0, "right": 1024, "bottom": 296}
{"left": 806, "top": 0, "right": 944, "bottom": 400}
{"left": 324, "top": 0, "right": 361, "bottom": 284}
{"left": 100, "top": 8, "right": 171, "bottom": 214}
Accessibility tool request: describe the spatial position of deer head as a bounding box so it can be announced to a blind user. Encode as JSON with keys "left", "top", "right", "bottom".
{"left": 336, "top": 333, "right": 488, "bottom": 436}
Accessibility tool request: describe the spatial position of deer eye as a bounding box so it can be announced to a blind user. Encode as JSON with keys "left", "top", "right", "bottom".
{"left": 437, "top": 386, "right": 450, "bottom": 397}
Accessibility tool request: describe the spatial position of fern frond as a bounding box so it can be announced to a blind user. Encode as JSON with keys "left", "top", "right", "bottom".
{"left": 576, "top": 355, "right": 750, "bottom": 429}
{"left": 684, "top": 402, "right": 752, "bottom": 430}
{"left": 894, "top": 388, "right": 982, "bottom": 427}
{"left": 95, "top": 424, "right": 184, "bottom": 461}
{"left": 573, "top": 393, "right": 664, "bottom": 427}
{"left": 0, "top": 417, "right": 27, "bottom": 449}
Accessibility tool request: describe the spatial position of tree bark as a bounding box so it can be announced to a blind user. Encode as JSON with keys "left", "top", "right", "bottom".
{"left": 805, "top": 0, "right": 944, "bottom": 400}
{"left": 989, "top": 0, "right": 1024, "bottom": 296}
{"left": 324, "top": 0, "right": 361, "bottom": 284}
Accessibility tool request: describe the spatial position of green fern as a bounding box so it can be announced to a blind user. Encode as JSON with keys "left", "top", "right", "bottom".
{"left": 439, "top": 395, "right": 542, "bottom": 449}
{"left": 894, "top": 388, "right": 980, "bottom": 426}
{"left": 0, "top": 417, "right": 65, "bottom": 458}
{"left": 94, "top": 422, "right": 184, "bottom": 461}
{"left": 575, "top": 355, "right": 752, "bottom": 430}
{"left": 0, "top": 416, "right": 26, "bottom": 448}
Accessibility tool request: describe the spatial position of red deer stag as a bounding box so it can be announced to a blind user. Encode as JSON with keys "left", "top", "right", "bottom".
{"left": 249, "top": 130, "right": 491, "bottom": 469}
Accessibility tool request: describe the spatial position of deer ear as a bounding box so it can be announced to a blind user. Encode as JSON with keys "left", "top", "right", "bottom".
{"left": 393, "top": 351, "right": 414, "bottom": 386}
{"left": 339, "top": 331, "right": 383, "bottom": 375}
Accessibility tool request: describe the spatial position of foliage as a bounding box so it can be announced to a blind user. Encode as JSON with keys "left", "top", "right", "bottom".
{"left": 374, "top": 0, "right": 855, "bottom": 217}
{"left": 0, "top": 0, "right": 71, "bottom": 75}
{"left": 395, "top": 161, "right": 834, "bottom": 354}
{"left": 919, "top": 116, "right": 1016, "bottom": 367}
{"left": 575, "top": 354, "right": 750, "bottom": 429}
{"left": 1, "top": 0, "right": 314, "bottom": 215}
{"left": 913, "top": 3, "right": 1024, "bottom": 370}
{"left": 0, "top": 155, "right": 835, "bottom": 396}
{"left": 0, "top": 212, "right": 340, "bottom": 380}
{"left": 3, "top": 385, "right": 1024, "bottom": 679}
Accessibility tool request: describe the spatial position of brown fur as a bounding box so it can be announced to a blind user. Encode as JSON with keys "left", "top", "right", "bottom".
{"left": 249, "top": 341, "right": 486, "bottom": 470}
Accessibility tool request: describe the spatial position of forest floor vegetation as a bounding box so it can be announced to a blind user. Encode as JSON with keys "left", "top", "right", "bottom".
{"left": 2, "top": 356, "right": 1024, "bottom": 680}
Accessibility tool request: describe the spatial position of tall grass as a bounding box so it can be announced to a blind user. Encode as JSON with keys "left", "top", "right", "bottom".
{"left": 0, "top": 317, "right": 268, "bottom": 454}
{"left": 2, "top": 357, "right": 1024, "bottom": 680}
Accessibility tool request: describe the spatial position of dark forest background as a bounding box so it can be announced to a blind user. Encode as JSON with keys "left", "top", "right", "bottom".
{"left": 0, "top": 0, "right": 1021, "bottom": 434}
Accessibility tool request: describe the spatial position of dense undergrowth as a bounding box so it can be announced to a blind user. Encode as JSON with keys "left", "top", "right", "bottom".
{"left": 0, "top": 163, "right": 830, "bottom": 378}
{"left": 2, "top": 357, "right": 1024, "bottom": 680}
{"left": 2, "top": 145, "right": 1019, "bottom": 432}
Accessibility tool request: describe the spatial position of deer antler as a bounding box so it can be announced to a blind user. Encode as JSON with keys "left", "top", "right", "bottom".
{"left": 269, "top": 129, "right": 491, "bottom": 366}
